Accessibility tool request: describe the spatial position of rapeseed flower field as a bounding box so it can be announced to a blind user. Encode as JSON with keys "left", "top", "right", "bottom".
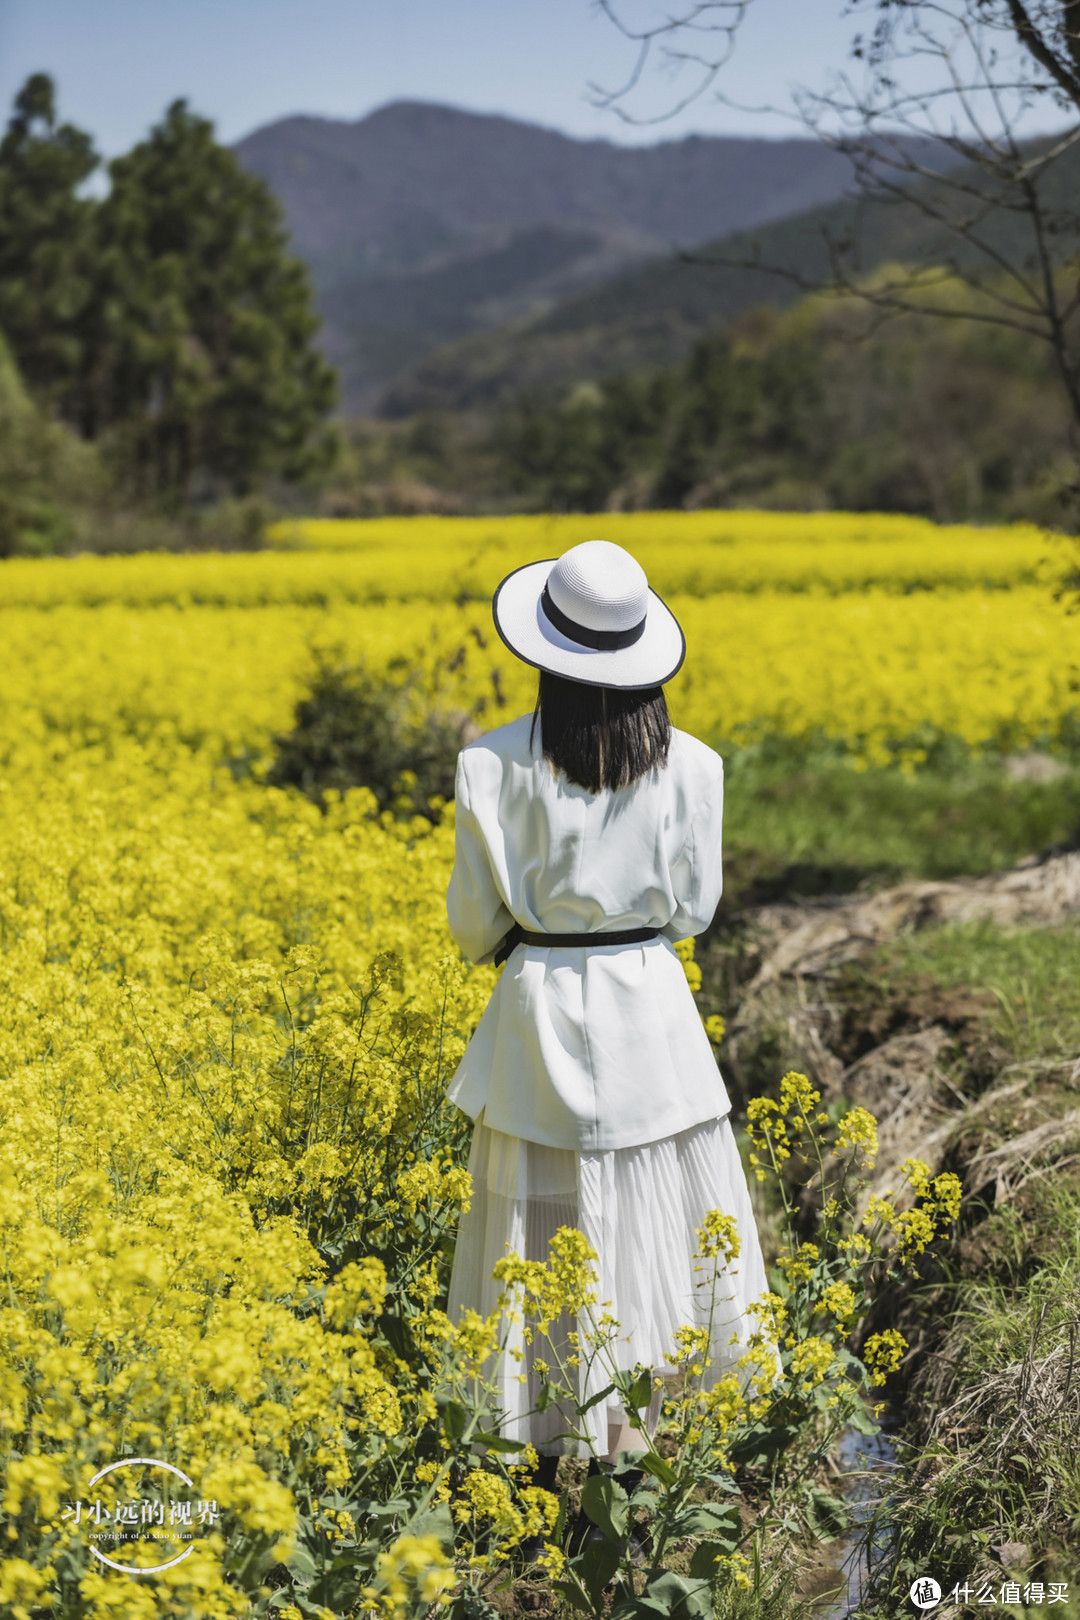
{"left": 0, "top": 511, "right": 1073, "bottom": 1618}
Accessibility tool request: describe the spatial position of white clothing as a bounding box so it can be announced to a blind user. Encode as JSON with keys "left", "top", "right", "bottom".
{"left": 446, "top": 1107, "right": 772, "bottom": 1459}
{"left": 444, "top": 712, "right": 731, "bottom": 1151}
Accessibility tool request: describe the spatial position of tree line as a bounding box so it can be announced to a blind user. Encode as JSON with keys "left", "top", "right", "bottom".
{"left": 0, "top": 74, "right": 336, "bottom": 516}
{"left": 339, "top": 271, "right": 1076, "bottom": 529}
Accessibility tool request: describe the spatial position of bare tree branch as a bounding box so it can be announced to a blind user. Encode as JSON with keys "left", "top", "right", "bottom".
{"left": 594, "top": 3, "right": 1080, "bottom": 433}
{"left": 587, "top": 0, "right": 753, "bottom": 123}
{"left": 1004, "top": 0, "right": 1080, "bottom": 102}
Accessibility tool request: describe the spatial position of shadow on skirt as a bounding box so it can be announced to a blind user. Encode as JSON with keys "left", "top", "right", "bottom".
{"left": 446, "top": 1109, "right": 773, "bottom": 1460}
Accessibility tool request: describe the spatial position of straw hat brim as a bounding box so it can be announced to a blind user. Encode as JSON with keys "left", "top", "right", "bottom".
{"left": 492, "top": 558, "right": 686, "bottom": 690}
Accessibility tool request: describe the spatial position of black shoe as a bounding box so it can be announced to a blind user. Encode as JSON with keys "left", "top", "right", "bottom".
{"left": 517, "top": 1451, "right": 561, "bottom": 1494}
{"left": 588, "top": 1456, "right": 646, "bottom": 1495}
{"left": 569, "top": 1458, "right": 650, "bottom": 1563}
{"left": 566, "top": 1512, "right": 652, "bottom": 1567}
{"left": 515, "top": 1533, "right": 548, "bottom": 1565}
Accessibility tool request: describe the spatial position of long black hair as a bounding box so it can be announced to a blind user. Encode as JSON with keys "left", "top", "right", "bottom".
{"left": 528, "top": 669, "right": 671, "bottom": 793}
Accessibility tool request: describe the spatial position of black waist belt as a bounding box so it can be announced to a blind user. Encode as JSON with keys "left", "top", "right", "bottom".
{"left": 493, "top": 923, "right": 660, "bottom": 968}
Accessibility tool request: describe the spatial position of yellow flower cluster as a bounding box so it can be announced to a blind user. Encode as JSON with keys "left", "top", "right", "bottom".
{"left": 323, "top": 1258, "right": 390, "bottom": 1326}
{"left": 694, "top": 1209, "right": 742, "bottom": 1263}
{"left": 264, "top": 509, "right": 1065, "bottom": 596}
{"left": 673, "top": 936, "right": 703, "bottom": 993}
{"left": 862, "top": 1329, "right": 909, "bottom": 1388}
{"left": 700, "top": 1373, "right": 746, "bottom": 1436}
{"left": 776, "top": 1243, "right": 821, "bottom": 1285}
{"left": 784, "top": 1335, "right": 837, "bottom": 1395}
{"left": 492, "top": 1227, "right": 600, "bottom": 1341}
{"left": 703, "top": 1013, "right": 726, "bottom": 1045}
{"left": 709, "top": 1549, "right": 754, "bottom": 1591}
{"left": 815, "top": 1281, "right": 858, "bottom": 1326}
{"left": 861, "top": 1165, "right": 963, "bottom": 1267}
{"left": 835, "top": 1106, "right": 879, "bottom": 1168}
{"left": 450, "top": 1471, "right": 561, "bottom": 1572}
{"left": 746, "top": 1293, "right": 788, "bottom": 1343}
{"left": 0, "top": 716, "right": 498, "bottom": 1609}
{"left": 356, "top": 1532, "right": 457, "bottom": 1616}
{"left": 747, "top": 1072, "right": 824, "bottom": 1178}
{"left": 396, "top": 1158, "right": 474, "bottom": 1217}
{"left": 3, "top": 513, "right": 1076, "bottom": 779}
{"left": 672, "top": 1324, "right": 713, "bottom": 1377}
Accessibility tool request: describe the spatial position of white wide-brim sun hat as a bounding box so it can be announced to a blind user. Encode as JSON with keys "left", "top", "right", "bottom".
{"left": 492, "top": 539, "right": 685, "bottom": 690}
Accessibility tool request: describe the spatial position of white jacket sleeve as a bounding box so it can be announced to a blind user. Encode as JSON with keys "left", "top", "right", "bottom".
{"left": 446, "top": 751, "right": 515, "bottom": 967}
{"left": 660, "top": 759, "right": 724, "bottom": 943}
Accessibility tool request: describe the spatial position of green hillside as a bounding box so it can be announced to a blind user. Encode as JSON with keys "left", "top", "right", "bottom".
{"left": 379, "top": 129, "right": 1080, "bottom": 417}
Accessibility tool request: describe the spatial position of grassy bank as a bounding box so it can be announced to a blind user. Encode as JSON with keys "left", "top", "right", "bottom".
{"left": 854, "top": 918, "right": 1080, "bottom": 1613}
{"left": 739, "top": 906, "right": 1080, "bottom": 1616}
{"left": 721, "top": 745, "right": 1080, "bottom": 911}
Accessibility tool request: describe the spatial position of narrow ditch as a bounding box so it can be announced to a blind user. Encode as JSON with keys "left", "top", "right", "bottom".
{"left": 811, "top": 1414, "right": 901, "bottom": 1619}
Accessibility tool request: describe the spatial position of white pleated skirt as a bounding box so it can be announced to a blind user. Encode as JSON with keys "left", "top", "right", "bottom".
{"left": 445, "top": 1109, "right": 772, "bottom": 1460}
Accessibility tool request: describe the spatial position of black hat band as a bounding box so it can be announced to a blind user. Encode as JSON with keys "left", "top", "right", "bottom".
{"left": 540, "top": 582, "right": 646, "bottom": 651}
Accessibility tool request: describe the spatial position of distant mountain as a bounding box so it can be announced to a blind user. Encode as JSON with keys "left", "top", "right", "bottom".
{"left": 378, "top": 128, "right": 1080, "bottom": 417}
{"left": 233, "top": 101, "right": 862, "bottom": 410}
{"left": 377, "top": 197, "right": 863, "bottom": 416}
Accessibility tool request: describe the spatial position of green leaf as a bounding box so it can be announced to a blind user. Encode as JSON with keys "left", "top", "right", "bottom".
{"left": 378, "top": 1310, "right": 410, "bottom": 1358}
{"left": 725, "top": 1421, "right": 798, "bottom": 1467}
{"left": 847, "top": 1403, "right": 881, "bottom": 1436}
{"left": 440, "top": 1398, "right": 467, "bottom": 1442}
{"left": 286, "top": 1546, "right": 317, "bottom": 1579}
{"left": 580, "top": 1380, "right": 617, "bottom": 1414}
{"left": 402, "top": 1501, "right": 455, "bottom": 1553}
{"left": 455, "top": 1589, "right": 502, "bottom": 1620}
{"left": 670, "top": 1502, "right": 741, "bottom": 1538}
{"left": 689, "top": 1540, "right": 739, "bottom": 1579}
{"left": 551, "top": 1578, "right": 596, "bottom": 1614}
{"left": 295, "top": 1594, "right": 337, "bottom": 1619}
{"left": 581, "top": 1474, "right": 631, "bottom": 1541}
{"left": 576, "top": 1533, "right": 624, "bottom": 1603}
{"left": 639, "top": 1569, "right": 715, "bottom": 1617}
{"left": 362, "top": 1495, "right": 412, "bottom": 1517}
{"left": 614, "top": 1365, "right": 654, "bottom": 1413}
{"left": 803, "top": 1486, "right": 849, "bottom": 1542}
{"left": 309, "top": 1556, "right": 380, "bottom": 1607}
{"left": 640, "top": 1451, "right": 677, "bottom": 1487}
{"left": 471, "top": 1429, "right": 530, "bottom": 1453}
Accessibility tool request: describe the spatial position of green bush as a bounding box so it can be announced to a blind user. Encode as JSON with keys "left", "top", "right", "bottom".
{"left": 266, "top": 654, "right": 475, "bottom": 822}
{"left": 0, "top": 331, "right": 98, "bottom": 556}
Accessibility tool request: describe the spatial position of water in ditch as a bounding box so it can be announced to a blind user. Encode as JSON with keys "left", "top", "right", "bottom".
{"left": 812, "top": 1414, "right": 902, "bottom": 1619}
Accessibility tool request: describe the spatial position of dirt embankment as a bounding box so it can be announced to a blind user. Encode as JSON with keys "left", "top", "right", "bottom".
{"left": 704, "top": 849, "right": 1080, "bottom": 1372}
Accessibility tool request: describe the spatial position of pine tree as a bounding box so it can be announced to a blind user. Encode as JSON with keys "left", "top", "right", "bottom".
{"left": 84, "top": 98, "right": 338, "bottom": 499}
{"left": 0, "top": 74, "right": 99, "bottom": 407}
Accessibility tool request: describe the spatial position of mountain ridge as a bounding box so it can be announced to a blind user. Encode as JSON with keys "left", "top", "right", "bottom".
{"left": 233, "top": 100, "right": 861, "bottom": 409}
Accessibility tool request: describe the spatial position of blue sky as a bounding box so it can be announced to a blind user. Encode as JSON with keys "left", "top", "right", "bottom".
{"left": 0, "top": 0, "right": 876, "bottom": 155}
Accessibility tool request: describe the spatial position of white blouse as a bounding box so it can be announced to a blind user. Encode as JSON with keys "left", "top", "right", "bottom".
{"left": 444, "top": 712, "right": 732, "bottom": 1151}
